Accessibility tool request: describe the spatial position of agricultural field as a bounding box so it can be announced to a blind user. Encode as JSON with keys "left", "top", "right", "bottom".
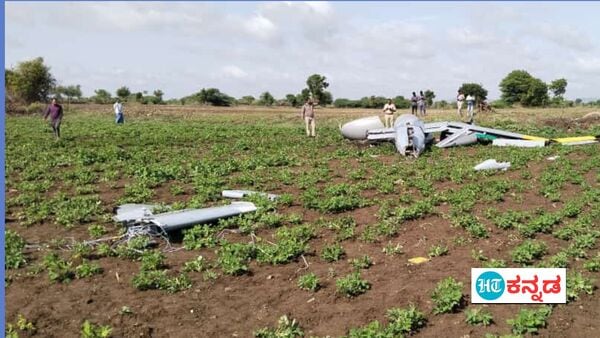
{"left": 4, "top": 104, "right": 600, "bottom": 337}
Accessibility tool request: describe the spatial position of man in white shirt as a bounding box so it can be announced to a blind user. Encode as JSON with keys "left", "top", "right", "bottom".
{"left": 456, "top": 90, "right": 465, "bottom": 118}
{"left": 466, "top": 94, "right": 475, "bottom": 123}
{"left": 382, "top": 99, "right": 397, "bottom": 128}
{"left": 114, "top": 99, "right": 124, "bottom": 124}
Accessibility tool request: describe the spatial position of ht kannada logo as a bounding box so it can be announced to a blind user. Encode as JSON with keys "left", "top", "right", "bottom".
{"left": 476, "top": 271, "right": 505, "bottom": 300}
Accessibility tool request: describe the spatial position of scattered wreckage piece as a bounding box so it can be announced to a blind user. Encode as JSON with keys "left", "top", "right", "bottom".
{"left": 492, "top": 139, "right": 546, "bottom": 148}
{"left": 340, "top": 116, "right": 385, "bottom": 140}
{"left": 113, "top": 204, "right": 157, "bottom": 223}
{"left": 474, "top": 159, "right": 511, "bottom": 171}
{"left": 113, "top": 201, "right": 257, "bottom": 232}
{"left": 222, "top": 190, "right": 279, "bottom": 201}
{"left": 392, "top": 114, "right": 433, "bottom": 157}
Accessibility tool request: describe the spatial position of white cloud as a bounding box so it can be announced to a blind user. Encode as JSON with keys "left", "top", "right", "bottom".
{"left": 243, "top": 14, "right": 278, "bottom": 41}
{"left": 221, "top": 65, "right": 248, "bottom": 79}
{"left": 575, "top": 56, "right": 600, "bottom": 73}
{"left": 530, "top": 22, "right": 592, "bottom": 51}
{"left": 448, "top": 27, "right": 496, "bottom": 47}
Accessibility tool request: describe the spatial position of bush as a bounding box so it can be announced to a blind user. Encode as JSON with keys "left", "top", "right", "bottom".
{"left": 431, "top": 277, "right": 463, "bottom": 314}
{"left": 321, "top": 243, "right": 345, "bottom": 262}
{"left": 336, "top": 272, "right": 371, "bottom": 297}
{"left": 465, "top": 307, "right": 493, "bottom": 326}
{"left": 386, "top": 305, "right": 427, "bottom": 335}
{"left": 511, "top": 240, "right": 547, "bottom": 265}
{"left": 507, "top": 306, "right": 552, "bottom": 335}
{"left": 5, "top": 230, "right": 27, "bottom": 269}
{"left": 297, "top": 272, "right": 320, "bottom": 292}
{"left": 81, "top": 320, "right": 112, "bottom": 338}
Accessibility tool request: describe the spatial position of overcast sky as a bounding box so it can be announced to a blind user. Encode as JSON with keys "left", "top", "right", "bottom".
{"left": 5, "top": 1, "right": 600, "bottom": 101}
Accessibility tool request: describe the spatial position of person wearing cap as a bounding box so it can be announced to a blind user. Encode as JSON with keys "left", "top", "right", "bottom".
{"left": 382, "top": 99, "right": 396, "bottom": 128}
{"left": 113, "top": 98, "right": 124, "bottom": 124}
{"left": 43, "top": 97, "right": 63, "bottom": 139}
{"left": 300, "top": 99, "right": 316, "bottom": 137}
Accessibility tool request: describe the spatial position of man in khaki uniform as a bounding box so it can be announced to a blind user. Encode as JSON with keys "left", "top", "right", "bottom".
{"left": 301, "top": 99, "right": 316, "bottom": 137}
{"left": 382, "top": 99, "right": 396, "bottom": 128}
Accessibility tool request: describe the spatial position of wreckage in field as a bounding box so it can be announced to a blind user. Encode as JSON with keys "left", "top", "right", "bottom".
{"left": 113, "top": 202, "right": 258, "bottom": 232}
{"left": 340, "top": 113, "right": 599, "bottom": 157}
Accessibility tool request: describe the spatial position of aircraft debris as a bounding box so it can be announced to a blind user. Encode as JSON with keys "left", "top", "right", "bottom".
{"left": 222, "top": 190, "right": 279, "bottom": 201}
{"left": 340, "top": 114, "right": 599, "bottom": 157}
{"left": 474, "top": 159, "right": 511, "bottom": 171}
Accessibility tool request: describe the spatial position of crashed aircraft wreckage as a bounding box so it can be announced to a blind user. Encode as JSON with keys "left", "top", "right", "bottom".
{"left": 113, "top": 202, "right": 258, "bottom": 232}
{"left": 340, "top": 113, "right": 599, "bottom": 157}
{"left": 112, "top": 190, "right": 279, "bottom": 233}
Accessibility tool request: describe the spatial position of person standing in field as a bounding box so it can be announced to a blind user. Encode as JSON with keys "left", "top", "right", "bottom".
{"left": 301, "top": 99, "right": 316, "bottom": 137}
{"left": 113, "top": 99, "right": 124, "bottom": 124}
{"left": 456, "top": 90, "right": 465, "bottom": 118}
{"left": 466, "top": 93, "right": 475, "bottom": 123}
{"left": 43, "top": 97, "right": 63, "bottom": 139}
{"left": 418, "top": 90, "right": 427, "bottom": 116}
{"left": 410, "top": 92, "right": 418, "bottom": 115}
{"left": 382, "top": 99, "right": 396, "bottom": 128}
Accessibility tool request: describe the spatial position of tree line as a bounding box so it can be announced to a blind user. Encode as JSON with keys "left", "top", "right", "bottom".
{"left": 5, "top": 57, "right": 599, "bottom": 111}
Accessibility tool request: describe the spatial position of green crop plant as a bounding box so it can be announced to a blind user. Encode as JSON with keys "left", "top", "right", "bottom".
{"left": 43, "top": 253, "right": 74, "bottom": 283}
{"left": 566, "top": 272, "right": 595, "bottom": 302}
{"left": 217, "top": 241, "right": 256, "bottom": 275}
{"left": 75, "top": 261, "right": 103, "bottom": 279}
{"left": 297, "top": 272, "right": 320, "bottom": 292}
{"left": 183, "top": 256, "right": 208, "bottom": 273}
{"left": 321, "top": 243, "right": 345, "bottom": 262}
{"left": 5, "top": 230, "right": 27, "bottom": 269}
{"left": 254, "top": 315, "right": 304, "bottom": 338}
{"left": 428, "top": 244, "right": 449, "bottom": 258}
{"left": 507, "top": 306, "right": 552, "bottom": 335}
{"left": 465, "top": 307, "right": 493, "bottom": 326}
{"left": 350, "top": 255, "right": 373, "bottom": 270}
{"left": 81, "top": 320, "right": 112, "bottom": 338}
{"left": 336, "top": 272, "right": 371, "bottom": 297}
{"left": 431, "top": 277, "right": 463, "bottom": 314}
{"left": 511, "top": 240, "right": 547, "bottom": 265}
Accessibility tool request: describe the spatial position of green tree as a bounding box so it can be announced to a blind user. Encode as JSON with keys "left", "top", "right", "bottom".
{"left": 153, "top": 89, "right": 164, "bottom": 103}
{"left": 320, "top": 91, "right": 333, "bottom": 105}
{"left": 424, "top": 90, "right": 436, "bottom": 107}
{"left": 5, "top": 57, "right": 56, "bottom": 103}
{"left": 259, "top": 91, "right": 275, "bottom": 106}
{"left": 285, "top": 94, "right": 298, "bottom": 107}
{"left": 359, "top": 96, "right": 387, "bottom": 109}
{"left": 55, "top": 85, "right": 82, "bottom": 110}
{"left": 549, "top": 78, "right": 567, "bottom": 98}
{"left": 116, "top": 86, "right": 131, "bottom": 101}
{"left": 499, "top": 70, "right": 548, "bottom": 106}
{"left": 305, "top": 74, "right": 329, "bottom": 104}
{"left": 237, "top": 95, "right": 255, "bottom": 105}
{"left": 193, "top": 88, "right": 234, "bottom": 106}
{"left": 458, "top": 83, "right": 488, "bottom": 103}
{"left": 522, "top": 78, "right": 548, "bottom": 107}
{"left": 296, "top": 88, "right": 311, "bottom": 105}
{"left": 393, "top": 96, "right": 411, "bottom": 109}
{"left": 92, "top": 89, "right": 112, "bottom": 104}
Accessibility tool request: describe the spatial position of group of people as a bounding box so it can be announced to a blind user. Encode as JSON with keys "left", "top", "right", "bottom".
{"left": 456, "top": 90, "right": 476, "bottom": 123}
{"left": 42, "top": 97, "right": 124, "bottom": 139}
{"left": 410, "top": 91, "right": 428, "bottom": 117}
{"left": 43, "top": 91, "right": 479, "bottom": 141}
